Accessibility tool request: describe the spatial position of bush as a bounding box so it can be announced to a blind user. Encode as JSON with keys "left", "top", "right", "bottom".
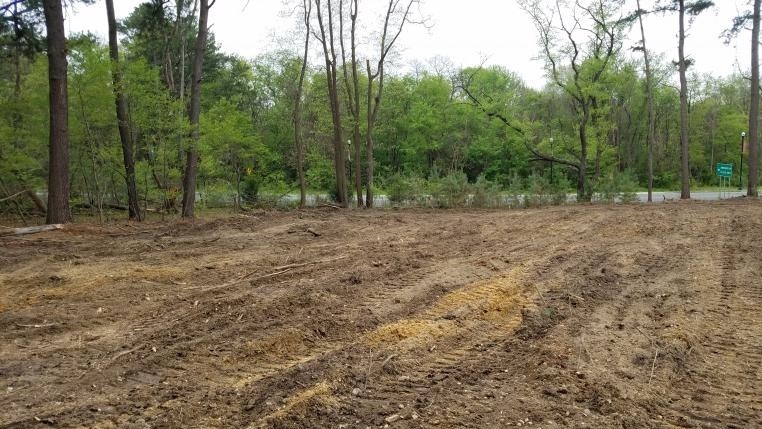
{"left": 653, "top": 171, "right": 677, "bottom": 189}
{"left": 595, "top": 171, "right": 638, "bottom": 203}
{"left": 506, "top": 173, "right": 524, "bottom": 208}
{"left": 550, "top": 175, "right": 572, "bottom": 205}
{"left": 387, "top": 174, "right": 417, "bottom": 203}
{"left": 525, "top": 174, "right": 552, "bottom": 207}
{"left": 430, "top": 171, "right": 470, "bottom": 208}
{"left": 241, "top": 174, "right": 260, "bottom": 203}
{"left": 471, "top": 174, "right": 502, "bottom": 208}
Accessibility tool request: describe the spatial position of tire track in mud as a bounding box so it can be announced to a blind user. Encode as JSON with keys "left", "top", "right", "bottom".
{"left": 247, "top": 212, "right": 617, "bottom": 428}
{"left": 248, "top": 271, "right": 532, "bottom": 428}
{"left": 664, "top": 217, "right": 762, "bottom": 429}
{"left": 1, "top": 213, "right": 496, "bottom": 428}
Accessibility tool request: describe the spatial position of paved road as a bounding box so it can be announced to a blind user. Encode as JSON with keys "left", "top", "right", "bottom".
{"left": 265, "top": 190, "right": 752, "bottom": 207}
{"left": 633, "top": 191, "right": 746, "bottom": 202}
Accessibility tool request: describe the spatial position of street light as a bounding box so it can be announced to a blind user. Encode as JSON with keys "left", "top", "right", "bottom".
{"left": 740, "top": 132, "right": 746, "bottom": 189}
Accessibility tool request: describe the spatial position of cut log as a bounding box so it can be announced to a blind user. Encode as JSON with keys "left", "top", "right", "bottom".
{"left": 0, "top": 224, "right": 64, "bottom": 237}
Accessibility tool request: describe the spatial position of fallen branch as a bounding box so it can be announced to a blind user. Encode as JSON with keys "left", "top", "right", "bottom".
{"left": 270, "top": 255, "right": 348, "bottom": 272}
{"left": 381, "top": 353, "right": 398, "bottom": 368}
{"left": 250, "top": 255, "right": 350, "bottom": 281}
{"left": 0, "top": 190, "right": 25, "bottom": 203}
{"left": 0, "top": 224, "right": 63, "bottom": 237}
{"left": 16, "top": 323, "right": 59, "bottom": 328}
{"left": 25, "top": 189, "right": 47, "bottom": 213}
{"left": 254, "top": 267, "right": 295, "bottom": 280}
{"left": 533, "top": 284, "right": 547, "bottom": 306}
{"left": 197, "top": 255, "right": 349, "bottom": 291}
{"left": 648, "top": 349, "right": 659, "bottom": 384}
{"left": 112, "top": 346, "right": 142, "bottom": 361}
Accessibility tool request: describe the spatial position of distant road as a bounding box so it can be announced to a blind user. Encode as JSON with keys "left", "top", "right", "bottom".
{"left": 276, "top": 190, "right": 752, "bottom": 207}
{"left": 633, "top": 191, "right": 746, "bottom": 202}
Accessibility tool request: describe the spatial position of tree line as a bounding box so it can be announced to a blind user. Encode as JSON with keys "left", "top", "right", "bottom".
{"left": 0, "top": 0, "right": 760, "bottom": 224}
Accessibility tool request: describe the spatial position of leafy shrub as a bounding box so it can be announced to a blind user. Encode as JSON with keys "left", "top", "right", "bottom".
{"left": 241, "top": 174, "right": 260, "bottom": 203}
{"left": 653, "top": 171, "right": 677, "bottom": 190}
{"left": 551, "top": 175, "right": 572, "bottom": 204}
{"left": 525, "top": 174, "right": 553, "bottom": 207}
{"left": 430, "top": 171, "right": 470, "bottom": 208}
{"left": 595, "top": 171, "right": 638, "bottom": 203}
{"left": 506, "top": 174, "right": 524, "bottom": 208}
{"left": 387, "top": 174, "right": 417, "bottom": 203}
{"left": 471, "top": 174, "right": 502, "bottom": 208}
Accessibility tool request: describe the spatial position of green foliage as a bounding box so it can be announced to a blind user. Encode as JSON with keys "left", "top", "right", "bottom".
{"left": 471, "top": 174, "right": 503, "bottom": 208}
{"left": 595, "top": 171, "right": 639, "bottom": 203}
{"left": 429, "top": 171, "right": 470, "bottom": 208}
{"left": 386, "top": 173, "right": 417, "bottom": 203}
{"left": 0, "top": 0, "right": 755, "bottom": 215}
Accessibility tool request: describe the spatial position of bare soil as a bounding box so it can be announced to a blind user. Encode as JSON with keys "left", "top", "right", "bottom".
{"left": 2, "top": 201, "right": 762, "bottom": 428}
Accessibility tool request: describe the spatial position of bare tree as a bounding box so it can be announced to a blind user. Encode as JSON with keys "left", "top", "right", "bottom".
{"left": 365, "top": 0, "right": 417, "bottom": 208}
{"left": 106, "top": 0, "right": 142, "bottom": 221}
{"left": 181, "top": 0, "right": 215, "bottom": 218}
{"left": 294, "top": 0, "right": 312, "bottom": 208}
{"left": 635, "top": 0, "right": 655, "bottom": 202}
{"left": 313, "top": 0, "right": 349, "bottom": 207}
{"left": 42, "top": 0, "right": 70, "bottom": 224}
{"left": 339, "top": 0, "right": 363, "bottom": 207}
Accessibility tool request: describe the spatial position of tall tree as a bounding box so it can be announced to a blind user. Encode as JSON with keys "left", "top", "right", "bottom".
{"left": 520, "top": 0, "right": 625, "bottom": 201}
{"left": 656, "top": 0, "right": 713, "bottom": 198}
{"left": 749, "top": 0, "right": 760, "bottom": 197}
{"left": 313, "top": 0, "right": 349, "bottom": 207}
{"left": 677, "top": 0, "right": 691, "bottom": 199}
{"left": 294, "top": 0, "right": 311, "bottom": 208}
{"left": 635, "top": 0, "right": 655, "bottom": 202}
{"left": 181, "top": 0, "right": 214, "bottom": 218}
{"left": 42, "top": 0, "right": 70, "bottom": 223}
{"left": 1, "top": 0, "right": 43, "bottom": 140}
{"left": 106, "top": 0, "right": 142, "bottom": 220}
{"left": 365, "top": 0, "right": 417, "bottom": 208}
{"left": 340, "top": 0, "right": 363, "bottom": 207}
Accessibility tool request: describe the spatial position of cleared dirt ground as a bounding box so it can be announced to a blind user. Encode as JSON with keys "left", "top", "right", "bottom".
{"left": 2, "top": 201, "right": 762, "bottom": 429}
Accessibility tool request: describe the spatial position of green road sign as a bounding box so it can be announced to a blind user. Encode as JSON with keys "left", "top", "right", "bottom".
{"left": 716, "top": 163, "right": 733, "bottom": 178}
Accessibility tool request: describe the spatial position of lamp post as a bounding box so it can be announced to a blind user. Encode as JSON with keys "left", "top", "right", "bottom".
{"left": 740, "top": 132, "right": 746, "bottom": 189}
{"left": 549, "top": 137, "right": 554, "bottom": 183}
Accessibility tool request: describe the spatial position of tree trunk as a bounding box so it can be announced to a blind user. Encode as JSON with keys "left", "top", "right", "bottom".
{"left": 748, "top": 0, "right": 761, "bottom": 197}
{"left": 636, "top": 0, "right": 655, "bottom": 202}
{"left": 678, "top": 0, "right": 691, "bottom": 199}
{"left": 351, "top": 35, "right": 363, "bottom": 208}
{"left": 340, "top": 0, "right": 363, "bottom": 207}
{"left": 294, "top": 0, "right": 311, "bottom": 209}
{"left": 366, "top": 60, "right": 378, "bottom": 208}
{"left": 107, "top": 0, "right": 142, "bottom": 221}
{"left": 578, "top": 109, "right": 590, "bottom": 202}
{"left": 181, "top": 0, "right": 212, "bottom": 218}
{"left": 43, "top": 0, "right": 71, "bottom": 224}
{"left": 314, "top": 0, "right": 348, "bottom": 208}
{"left": 365, "top": 59, "right": 386, "bottom": 209}
{"left": 11, "top": 1, "right": 22, "bottom": 144}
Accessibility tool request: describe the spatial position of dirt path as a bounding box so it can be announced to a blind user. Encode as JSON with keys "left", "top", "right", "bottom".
{"left": 1, "top": 201, "right": 761, "bottom": 428}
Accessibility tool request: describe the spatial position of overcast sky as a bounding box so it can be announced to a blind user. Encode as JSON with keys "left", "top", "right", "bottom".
{"left": 65, "top": 0, "right": 752, "bottom": 89}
